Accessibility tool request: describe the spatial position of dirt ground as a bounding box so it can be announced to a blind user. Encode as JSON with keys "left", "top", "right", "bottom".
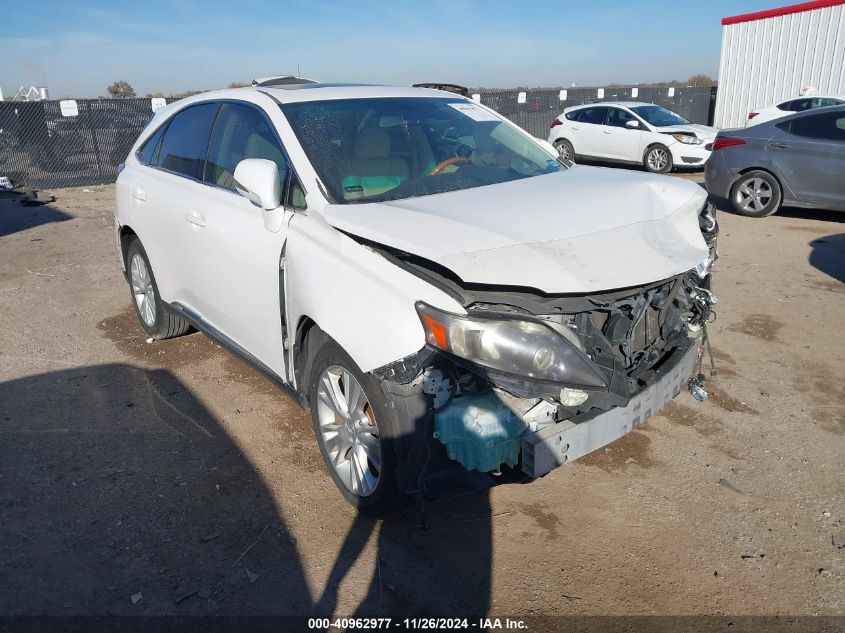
{"left": 0, "top": 175, "right": 843, "bottom": 621}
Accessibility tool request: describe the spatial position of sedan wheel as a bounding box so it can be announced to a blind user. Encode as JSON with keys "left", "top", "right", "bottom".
{"left": 729, "top": 170, "right": 782, "bottom": 217}
{"left": 315, "top": 364, "right": 382, "bottom": 497}
{"left": 736, "top": 178, "right": 771, "bottom": 213}
{"left": 645, "top": 145, "right": 672, "bottom": 173}
{"left": 130, "top": 253, "right": 156, "bottom": 328}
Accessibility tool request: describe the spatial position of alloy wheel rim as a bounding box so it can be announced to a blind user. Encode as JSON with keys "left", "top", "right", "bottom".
{"left": 648, "top": 148, "right": 668, "bottom": 170}
{"left": 315, "top": 365, "right": 382, "bottom": 497}
{"left": 130, "top": 253, "right": 156, "bottom": 328}
{"left": 736, "top": 177, "right": 773, "bottom": 213}
{"left": 557, "top": 142, "right": 571, "bottom": 160}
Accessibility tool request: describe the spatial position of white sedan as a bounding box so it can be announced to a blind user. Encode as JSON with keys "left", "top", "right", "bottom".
{"left": 549, "top": 101, "right": 717, "bottom": 173}
{"left": 745, "top": 95, "right": 844, "bottom": 127}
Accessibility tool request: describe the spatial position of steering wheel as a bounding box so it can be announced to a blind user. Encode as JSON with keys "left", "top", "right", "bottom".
{"left": 428, "top": 156, "right": 470, "bottom": 176}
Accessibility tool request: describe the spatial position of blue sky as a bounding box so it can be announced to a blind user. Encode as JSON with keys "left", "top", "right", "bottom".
{"left": 1, "top": 0, "right": 781, "bottom": 98}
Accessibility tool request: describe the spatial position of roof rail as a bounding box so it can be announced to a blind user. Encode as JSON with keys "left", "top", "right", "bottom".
{"left": 252, "top": 75, "right": 318, "bottom": 88}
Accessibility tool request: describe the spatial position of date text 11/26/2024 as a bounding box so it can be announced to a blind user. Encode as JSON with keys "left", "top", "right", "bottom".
{"left": 308, "top": 617, "right": 528, "bottom": 630}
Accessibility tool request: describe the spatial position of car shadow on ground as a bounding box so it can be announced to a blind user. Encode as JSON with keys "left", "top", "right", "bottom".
{"left": 808, "top": 233, "right": 845, "bottom": 283}
{"left": 0, "top": 363, "right": 493, "bottom": 617}
{"left": 0, "top": 192, "right": 72, "bottom": 238}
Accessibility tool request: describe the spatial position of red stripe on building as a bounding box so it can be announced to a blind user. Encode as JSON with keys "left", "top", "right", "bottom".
{"left": 722, "top": 0, "right": 845, "bottom": 25}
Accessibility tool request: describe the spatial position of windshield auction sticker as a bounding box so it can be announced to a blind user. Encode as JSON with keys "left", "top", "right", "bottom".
{"left": 447, "top": 102, "right": 500, "bottom": 122}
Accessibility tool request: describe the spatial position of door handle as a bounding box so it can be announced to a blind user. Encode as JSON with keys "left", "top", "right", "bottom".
{"left": 602, "top": 130, "right": 612, "bottom": 134}
{"left": 186, "top": 210, "right": 206, "bottom": 227}
{"left": 770, "top": 143, "right": 790, "bottom": 149}
{"left": 572, "top": 126, "right": 580, "bottom": 130}
{"left": 132, "top": 188, "right": 146, "bottom": 202}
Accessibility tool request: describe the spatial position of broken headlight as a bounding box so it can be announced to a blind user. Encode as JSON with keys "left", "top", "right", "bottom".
{"left": 416, "top": 302, "right": 607, "bottom": 389}
{"left": 695, "top": 202, "right": 719, "bottom": 279}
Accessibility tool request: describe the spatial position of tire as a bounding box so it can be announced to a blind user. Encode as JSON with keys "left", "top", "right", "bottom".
{"left": 308, "top": 338, "right": 403, "bottom": 515}
{"left": 125, "top": 238, "right": 190, "bottom": 339}
{"left": 553, "top": 138, "right": 574, "bottom": 162}
{"left": 729, "top": 170, "right": 782, "bottom": 217}
{"left": 644, "top": 144, "right": 673, "bottom": 174}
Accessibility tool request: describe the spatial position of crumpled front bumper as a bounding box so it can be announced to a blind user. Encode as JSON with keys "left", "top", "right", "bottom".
{"left": 522, "top": 333, "right": 702, "bottom": 478}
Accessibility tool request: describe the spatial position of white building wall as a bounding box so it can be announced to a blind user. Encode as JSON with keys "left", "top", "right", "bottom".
{"left": 714, "top": 2, "right": 845, "bottom": 128}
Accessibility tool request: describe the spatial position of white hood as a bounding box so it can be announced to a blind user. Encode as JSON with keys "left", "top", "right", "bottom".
{"left": 321, "top": 165, "right": 709, "bottom": 294}
{"left": 655, "top": 123, "right": 717, "bottom": 140}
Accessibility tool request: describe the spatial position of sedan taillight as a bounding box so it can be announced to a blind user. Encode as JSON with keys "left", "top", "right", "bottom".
{"left": 747, "top": 112, "right": 759, "bottom": 119}
{"left": 550, "top": 118, "right": 562, "bottom": 129}
{"left": 712, "top": 137, "right": 747, "bottom": 151}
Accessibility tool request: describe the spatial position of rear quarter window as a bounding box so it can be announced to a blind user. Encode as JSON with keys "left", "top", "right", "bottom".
{"left": 137, "top": 124, "right": 167, "bottom": 166}
{"left": 564, "top": 111, "right": 579, "bottom": 121}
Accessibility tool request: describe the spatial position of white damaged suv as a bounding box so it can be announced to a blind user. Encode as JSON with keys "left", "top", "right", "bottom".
{"left": 115, "top": 83, "right": 719, "bottom": 514}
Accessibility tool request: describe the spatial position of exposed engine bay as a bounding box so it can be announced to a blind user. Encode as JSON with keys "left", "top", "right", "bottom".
{"left": 371, "top": 203, "right": 719, "bottom": 491}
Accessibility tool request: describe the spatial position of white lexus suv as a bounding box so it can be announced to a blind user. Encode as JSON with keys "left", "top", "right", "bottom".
{"left": 115, "top": 83, "right": 719, "bottom": 514}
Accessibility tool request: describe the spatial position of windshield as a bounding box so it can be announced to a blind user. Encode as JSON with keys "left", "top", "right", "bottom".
{"left": 630, "top": 105, "right": 690, "bottom": 127}
{"left": 282, "top": 97, "right": 564, "bottom": 204}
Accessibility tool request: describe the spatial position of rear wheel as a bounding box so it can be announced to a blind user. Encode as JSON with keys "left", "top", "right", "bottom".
{"left": 553, "top": 138, "right": 574, "bottom": 161}
{"left": 125, "top": 239, "right": 190, "bottom": 339}
{"left": 729, "top": 170, "right": 782, "bottom": 217}
{"left": 309, "top": 339, "right": 403, "bottom": 515}
{"left": 644, "top": 144, "right": 673, "bottom": 173}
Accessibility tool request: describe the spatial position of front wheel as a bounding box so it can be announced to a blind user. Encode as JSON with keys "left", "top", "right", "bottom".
{"left": 644, "top": 144, "right": 673, "bottom": 173}
{"left": 309, "top": 339, "right": 403, "bottom": 515}
{"left": 729, "top": 170, "right": 782, "bottom": 217}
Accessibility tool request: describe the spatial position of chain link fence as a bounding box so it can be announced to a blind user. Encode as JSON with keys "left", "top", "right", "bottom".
{"left": 0, "top": 98, "right": 163, "bottom": 190}
{"left": 476, "top": 85, "right": 717, "bottom": 139}
{"left": 0, "top": 85, "right": 716, "bottom": 190}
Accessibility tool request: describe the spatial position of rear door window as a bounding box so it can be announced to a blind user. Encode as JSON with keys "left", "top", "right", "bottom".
{"left": 790, "top": 99, "right": 813, "bottom": 112}
{"left": 780, "top": 112, "right": 845, "bottom": 141}
{"left": 577, "top": 107, "right": 607, "bottom": 125}
{"left": 157, "top": 103, "right": 219, "bottom": 180}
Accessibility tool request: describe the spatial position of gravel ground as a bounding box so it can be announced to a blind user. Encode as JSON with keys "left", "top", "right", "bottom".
{"left": 0, "top": 175, "right": 843, "bottom": 620}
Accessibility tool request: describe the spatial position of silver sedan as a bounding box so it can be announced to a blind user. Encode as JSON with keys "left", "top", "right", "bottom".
{"left": 705, "top": 105, "right": 845, "bottom": 217}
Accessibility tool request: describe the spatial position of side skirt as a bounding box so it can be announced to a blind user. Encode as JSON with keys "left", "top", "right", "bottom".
{"left": 168, "top": 302, "right": 309, "bottom": 410}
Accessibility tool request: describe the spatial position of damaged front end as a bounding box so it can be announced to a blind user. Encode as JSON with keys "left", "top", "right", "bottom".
{"left": 373, "top": 203, "right": 719, "bottom": 493}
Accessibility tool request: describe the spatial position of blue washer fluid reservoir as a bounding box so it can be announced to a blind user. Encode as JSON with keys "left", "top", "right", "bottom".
{"left": 433, "top": 392, "right": 528, "bottom": 472}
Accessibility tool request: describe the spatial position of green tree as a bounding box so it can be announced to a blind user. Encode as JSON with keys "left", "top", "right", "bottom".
{"left": 107, "top": 80, "right": 137, "bottom": 99}
{"left": 687, "top": 74, "right": 717, "bottom": 87}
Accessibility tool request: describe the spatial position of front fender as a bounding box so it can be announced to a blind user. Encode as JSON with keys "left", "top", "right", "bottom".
{"left": 285, "top": 212, "right": 465, "bottom": 382}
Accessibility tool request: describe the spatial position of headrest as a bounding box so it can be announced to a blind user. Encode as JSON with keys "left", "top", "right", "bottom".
{"left": 353, "top": 125, "right": 391, "bottom": 159}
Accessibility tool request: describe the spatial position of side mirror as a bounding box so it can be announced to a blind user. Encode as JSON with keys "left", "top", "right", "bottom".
{"left": 625, "top": 119, "right": 640, "bottom": 129}
{"left": 233, "top": 159, "right": 284, "bottom": 233}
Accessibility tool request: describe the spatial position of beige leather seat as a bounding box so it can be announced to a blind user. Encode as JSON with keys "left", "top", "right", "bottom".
{"left": 342, "top": 124, "right": 409, "bottom": 199}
